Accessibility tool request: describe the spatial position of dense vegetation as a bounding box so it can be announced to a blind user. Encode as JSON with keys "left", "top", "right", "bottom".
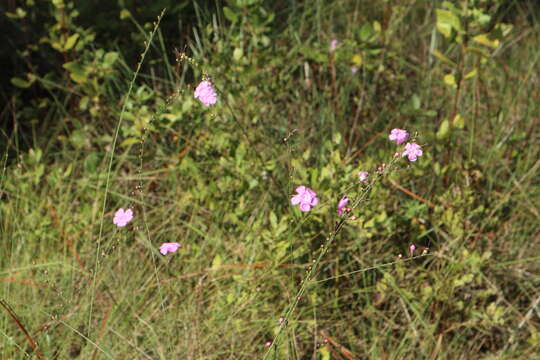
{"left": 1, "top": 0, "right": 539, "bottom": 358}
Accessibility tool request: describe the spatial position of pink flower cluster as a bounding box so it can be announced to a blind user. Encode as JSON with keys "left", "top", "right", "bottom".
{"left": 194, "top": 80, "right": 217, "bottom": 106}
{"left": 291, "top": 186, "right": 319, "bottom": 212}
{"left": 402, "top": 142, "right": 423, "bottom": 161}
{"left": 337, "top": 196, "right": 350, "bottom": 215}
{"left": 389, "top": 128, "right": 409, "bottom": 145}
{"left": 389, "top": 128, "right": 423, "bottom": 162}
{"left": 160, "top": 242, "right": 181, "bottom": 255}
{"left": 113, "top": 208, "right": 133, "bottom": 227}
{"left": 358, "top": 171, "right": 369, "bottom": 183}
{"left": 290, "top": 128, "right": 424, "bottom": 215}
{"left": 113, "top": 208, "right": 180, "bottom": 255}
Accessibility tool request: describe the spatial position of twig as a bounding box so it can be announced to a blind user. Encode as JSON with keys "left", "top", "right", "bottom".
{"left": 318, "top": 330, "right": 357, "bottom": 360}
{"left": 389, "top": 179, "right": 438, "bottom": 208}
{"left": 0, "top": 299, "right": 46, "bottom": 360}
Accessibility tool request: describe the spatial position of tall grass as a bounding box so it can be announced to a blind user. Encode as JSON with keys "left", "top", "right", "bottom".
{"left": 1, "top": 1, "right": 539, "bottom": 358}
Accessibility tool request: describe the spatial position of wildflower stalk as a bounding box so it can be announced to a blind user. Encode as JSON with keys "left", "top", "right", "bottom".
{"left": 264, "top": 152, "right": 406, "bottom": 358}
{"left": 88, "top": 9, "right": 166, "bottom": 337}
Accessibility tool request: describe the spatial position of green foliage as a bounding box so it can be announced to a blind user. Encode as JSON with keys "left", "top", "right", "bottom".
{"left": 433, "top": 0, "right": 514, "bottom": 143}
{"left": 1, "top": 0, "right": 540, "bottom": 358}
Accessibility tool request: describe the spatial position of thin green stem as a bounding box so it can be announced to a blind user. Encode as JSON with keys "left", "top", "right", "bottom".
{"left": 264, "top": 151, "right": 405, "bottom": 358}
{"left": 87, "top": 8, "right": 166, "bottom": 338}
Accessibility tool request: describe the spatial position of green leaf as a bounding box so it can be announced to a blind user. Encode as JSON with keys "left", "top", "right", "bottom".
{"left": 235, "top": 142, "right": 247, "bottom": 164}
{"left": 299, "top": 46, "right": 326, "bottom": 63}
{"left": 431, "top": 49, "right": 456, "bottom": 67}
{"left": 70, "top": 73, "right": 87, "bottom": 84}
{"left": 269, "top": 211, "right": 277, "bottom": 227}
{"left": 464, "top": 68, "right": 477, "bottom": 79}
{"left": 120, "top": 137, "right": 139, "bottom": 147}
{"left": 223, "top": 6, "right": 238, "bottom": 23}
{"left": 5, "top": 7, "right": 27, "bottom": 18}
{"left": 453, "top": 114, "right": 465, "bottom": 129}
{"left": 411, "top": 94, "right": 421, "bottom": 110}
{"left": 233, "top": 47, "right": 244, "bottom": 62}
{"left": 443, "top": 74, "right": 456, "bottom": 88}
{"left": 473, "top": 33, "right": 499, "bottom": 48}
{"left": 436, "top": 9, "right": 461, "bottom": 38}
{"left": 63, "top": 33, "right": 79, "bottom": 51}
{"left": 373, "top": 21, "right": 381, "bottom": 33}
{"left": 211, "top": 254, "right": 222, "bottom": 269}
{"left": 52, "top": 0, "right": 64, "bottom": 8}
{"left": 332, "top": 132, "right": 342, "bottom": 144}
{"left": 79, "top": 96, "right": 89, "bottom": 111}
{"left": 318, "top": 346, "right": 330, "bottom": 360}
{"left": 359, "top": 23, "right": 374, "bottom": 42}
{"left": 453, "top": 273, "right": 474, "bottom": 287}
{"left": 236, "top": 0, "right": 260, "bottom": 7}
{"left": 436, "top": 119, "right": 451, "bottom": 139}
{"left": 119, "top": 9, "right": 131, "bottom": 20}
{"left": 63, "top": 61, "right": 89, "bottom": 84}
{"left": 466, "top": 46, "right": 490, "bottom": 58}
{"left": 103, "top": 52, "right": 119, "bottom": 67}
{"left": 351, "top": 53, "right": 362, "bottom": 66}
{"left": 11, "top": 77, "right": 31, "bottom": 88}
{"left": 69, "top": 130, "right": 87, "bottom": 149}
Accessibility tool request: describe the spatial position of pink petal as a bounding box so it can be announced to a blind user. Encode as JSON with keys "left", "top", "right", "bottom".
{"left": 159, "top": 242, "right": 180, "bottom": 255}
{"left": 299, "top": 203, "right": 311, "bottom": 212}
{"left": 338, "top": 197, "right": 349, "bottom": 208}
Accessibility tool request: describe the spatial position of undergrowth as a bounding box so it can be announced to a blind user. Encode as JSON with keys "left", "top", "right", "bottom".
{"left": 1, "top": 0, "right": 539, "bottom": 359}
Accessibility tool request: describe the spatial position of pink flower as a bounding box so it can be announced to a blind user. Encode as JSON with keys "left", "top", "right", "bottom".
{"left": 291, "top": 186, "right": 319, "bottom": 212}
{"left": 265, "top": 341, "right": 272, "bottom": 347}
{"left": 194, "top": 80, "right": 217, "bottom": 106}
{"left": 337, "top": 196, "right": 349, "bottom": 215}
{"left": 351, "top": 66, "right": 358, "bottom": 74}
{"left": 358, "top": 171, "right": 369, "bottom": 183}
{"left": 389, "top": 128, "right": 409, "bottom": 145}
{"left": 279, "top": 317, "right": 285, "bottom": 324}
{"left": 402, "top": 142, "right": 423, "bottom": 162}
{"left": 330, "top": 39, "right": 338, "bottom": 51}
{"left": 159, "top": 242, "right": 181, "bottom": 255}
{"left": 113, "top": 208, "right": 133, "bottom": 227}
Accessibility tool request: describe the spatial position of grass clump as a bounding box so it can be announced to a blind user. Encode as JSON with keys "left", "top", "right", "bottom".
{"left": 1, "top": 0, "right": 540, "bottom": 358}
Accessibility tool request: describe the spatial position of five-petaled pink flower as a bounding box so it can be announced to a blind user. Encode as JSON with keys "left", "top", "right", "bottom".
{"left": 330, "top": 39, "right": 338, "bottom": 51}
{"left": 291, "top": 186, "right": 319, "bottom": 212}
{"left": 113, "top": 208, "right": 133, "bottom": 227}
{"left": 389, "top": 128, "right": 409, "bottom": 145}
{"left": 358, "top": 171, "right": 369, "bottom": 183}
{"left": 194, "top": 80, "right": 217, "bottom": 106}
{"left": 402, "top": 142, "right": 423, "bottom": 161}
{"left": 351, "top": 66, "right": 358, "bottom": 74}
{"left": 337, "top": 196, "right": 349, "bottom": 215}
{"left": 159, "top": 242, "right": 181, "bottom": 255}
